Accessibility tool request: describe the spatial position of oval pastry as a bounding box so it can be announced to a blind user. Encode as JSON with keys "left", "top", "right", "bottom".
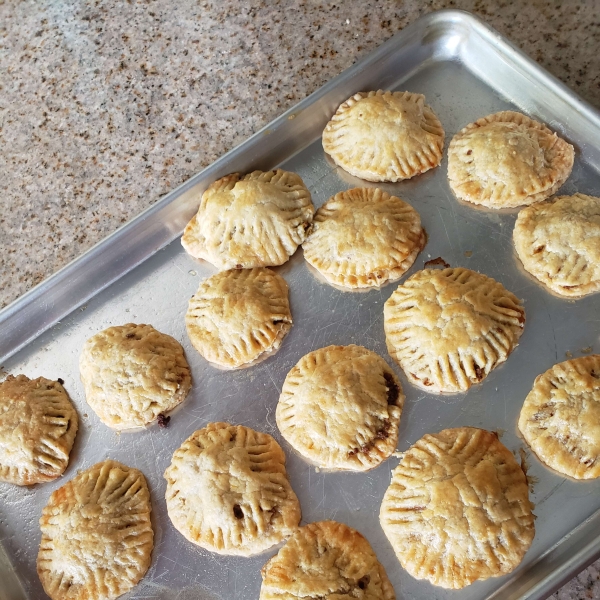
{"left": 380, "top": 427, "right": 534, "bottom": 589}
{"left": 164, "top": 422, "right": 301, "bottom": 556}
{"left": 302, "top": 187, "right": 425, "bottom": 289}
{"left": 276, "top": 345, "right": 404, "bottom": 471}
{"left": 182, "top": 169, "right": 314, "bottom": 269}
{"left": 0, "top": 374, "right": 78, "bottom": 486}
{"left": 186, "top": 268, "right": 292, "bottom": 369}
{"left": 37, "top": 460, "right": 154, "bottom": 600}
{"left": 519, "top": 355, "right": 600, "bottom": 479}
{"left": 384, "top": 267, "right": 525, "bottom": 393}
{"left": 448, "top": 111, "right": 574, "bottom": 209}
{"left": 322, "top": 90, "right": 445, "bottom": 182}
{"left": 80, "top": 323, "right": 191, "bottom": 430}
{"left": 514, "top": 193, "right": 600, "bottom": 297}
{"left": 260, "top": 521, "right": 395, "bottom": 600}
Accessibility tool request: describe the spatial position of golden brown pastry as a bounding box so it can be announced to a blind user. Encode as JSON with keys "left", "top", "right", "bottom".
{"left": 164, "top": 422, "right": 301, "bottom": 556}
{"left": 448, "top": 111, "right": 574, "bottom": 208}
{"left": 182, "top": 169, "right": 314, "bottom": 269}
{"left": 380, "top": 427, "right": 534, "bottom": 589}
{"left": 384, "top": 267, "right": 525, "bottom": 393}
{"left": 322, "top": 90, "right": 444, "bottom": 182}
{"left": 519, "top": 355, "right": 600, "bottom": 479}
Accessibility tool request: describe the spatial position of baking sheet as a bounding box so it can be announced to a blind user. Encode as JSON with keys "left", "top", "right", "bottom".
{"left": 1, "top": 10, "right": 600, "bottom": 600}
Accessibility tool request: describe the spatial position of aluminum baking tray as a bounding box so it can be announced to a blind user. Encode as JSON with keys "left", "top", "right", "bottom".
{"left": 2, "top": 9, "right": 600, "bottom": 600}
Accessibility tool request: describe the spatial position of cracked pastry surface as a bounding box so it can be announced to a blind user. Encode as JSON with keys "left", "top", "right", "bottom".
{"left": 322, "top": 90, "right": 444, "bottom": 182}
{"left": 514, "top": 193, "right": 600, "bottom": 297}
{"left": 302, "top": 187, "right": 425, "bottom": 289}
{"left": 186, "top": 267, "right": 292, "bottom": 369}
{"left": 181, "top": 169, "right": 314, "bottom": 269}
{"left": 447, "top": 111, "right": 574, "bottom": 209}
{"left": 259, "top": 520, "right": 395, "bottom": 600}
{"left": 0, "top": 374, "right": 78, "bottom": 486}
{"left": 384, "top": 267, "right": 525, "bottom": 393}
{"left": 80, "top": 323, "right": 191, "bottom": 430}
{"left": 519, "top": 355, "right": 600, "bottom": 479}
{"left": 37, "top": 460, "right": 153, "bottom": 600}
{"left": 276, "top": 345, "right": 404, "bottom": 471}
{"left": 164, "top": 422, "right": 300, "bottom": 556}
{"left": 380, "top": 427, "right": 534, "bottom": 589}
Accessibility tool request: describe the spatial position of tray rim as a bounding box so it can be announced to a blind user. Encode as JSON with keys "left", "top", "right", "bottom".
{"left": 2, "top": 9, "right": 600, "bottom": 599}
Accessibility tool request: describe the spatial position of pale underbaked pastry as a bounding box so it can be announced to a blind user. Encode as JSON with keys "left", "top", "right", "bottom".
{"left": 514, "top": 193, "right": 600, "bottom": 297}
{"left": 259, "top": 520, "right": 395, "bottom": 600}
{"left": 380, "top": 427, "right": 534, "bottom": 589}
{"left": 276, "top": 345, "right": 404, "bottom": 471}
{"left": 182, "top": 169, "right": 314, "bottom": 269}
{"left": 37, "top": 460, "right": 153, "bottom": 600}
{"left": 448, "top": 111, "right": 574, "bottom": 208}
{"left": 384, "top": 267, "right": 525, "bottom": 393}
{"left": 519, "top": 355, "right": 600, "bottom": 479}
{"left": 302, "top": 188, "right": 426, "bottom": 289}
{"left": 186, "top": 268, "right": 292, "bottom": 369}
{"left": 80, "top": 323, "right": 191, "bottom": 430}
{"left": 322, "top": 90, "right": 445, "bottom": 182}
{"left": 164, "top": 422, "right": 300, "bottom": 556}
{"left": 0, "top": 375, "right": 78, "bottom": 486}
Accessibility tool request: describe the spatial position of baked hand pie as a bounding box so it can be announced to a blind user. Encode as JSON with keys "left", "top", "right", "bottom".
{"left": 164, "top": 422, "right": 301, "bottom": 556}
{"left": 182, "top": 169, "right": 314, "bottom": 269}
{"left": 0, "top": 375, "right": 78, "bottom": 486}
{"left": 276, "top": 345, "right": 404, "bottom": 471}
{"left": 37, "top": 460, "right": 153, "bottom": 600}
{"left": 514, "top": 193, "right": 600, "bottom": 297}
{"left": 322, "top": 90, "right": 445, "bottom": 182}
{"left": 384, "top": 267, "right": 525, "bottom": 393}
{"left": 302, "top": 187, "right": 425, "bottom": 289}
{"left": 519, "top": 355, "right": 600, "bottom": 479}
{"left": 186, "top": 267, "right": 292, "bottom": 369}
{"left": 380, "top": 427, "right": 534, "bottom": 589}
{"left": 259, "top": 520, "right": 396, "bottom": 600}
{"left": 80, "top": 323, "right": 191, "bottom": 430}
{"left": 448, "top": 111, "right": 574, "bottom": 208}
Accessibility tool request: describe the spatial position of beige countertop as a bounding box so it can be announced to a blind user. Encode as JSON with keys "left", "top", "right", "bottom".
{"left": 1, "top": 1, "right": 599, "bottom": 598}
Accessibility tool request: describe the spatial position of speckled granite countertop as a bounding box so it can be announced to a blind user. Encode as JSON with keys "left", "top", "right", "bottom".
{"left": 1, "top": 0, "right": 599, "bottom": 597}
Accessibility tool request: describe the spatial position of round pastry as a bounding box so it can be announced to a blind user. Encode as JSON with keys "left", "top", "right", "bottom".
{"left": 259, "top": 520, "right": 396, "bottom": 600}
{"left": 514, "top": 193, "right": 600, "bottom": 297}
{"left": 0, "top": 374, "right": 78, "bottom": 486}
{"left": 384, "top": 267, "right": 525, "bottom": 393}
{"left": 448, "top": 110, "right": 574, "bottom": 209}
{"left": 186, "top": 267, "right": 292, "bottom": 369}
{"left": 164, "top": 422, "right": 301, "bottom": 556}
{"left": 302, "top": 187, "right": 426, "bottom": 289}
{"left": 380, "top": 427, "right": 535, "bottom": 589}
{"left": 80, "top": 323, "right": 191, "bottom": 430}
{"left": 37, "top": 460, "right": 154, "bottom": 600}
{"left": 276, "top": 345, "right": 404, "bottom": 471}
{"left": 519, "top": 355, "right": 600, "bottom": 479}
{"left": 322, "top": 90, "right": 445, "bottom": 182}
{"left": 181, "top": 169, "right": 314, "bottom": 269}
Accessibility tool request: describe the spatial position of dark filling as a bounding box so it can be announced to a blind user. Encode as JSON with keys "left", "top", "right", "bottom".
{"left": 157, "top": 413, "right": 171, "bottom": 428}
{"left": 273, "top": 319, "right": 285, "bottom": 325}
{"left": 235, "top": 264, "right": 243, "bottom": 269}
{"left": 474, "top": 365, "right": 484, "bottom": 381}
{"left": 424, "top": 256, "right": 450, "bottom": 269}
{"left": 57, "top": 378, "right": 65, "bottom": 385}
{"left": 126, "top": 332, "right": 136, "bottom": 339}
{"left": 357, "top": 575, "right": 370, "bottom": 590}
{"left": 383, "top": 372, "right": 399, "bottom": 406}
{"left": 233, "top": 504, "right": 244, "bottom": 519}
{"left": 348, "top": 420, "right": 392, "bottom": 457}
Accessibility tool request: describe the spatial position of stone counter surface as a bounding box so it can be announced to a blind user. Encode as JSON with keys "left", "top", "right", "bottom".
{"left": 0, "top": 0, "right": 599, "bottom": 598}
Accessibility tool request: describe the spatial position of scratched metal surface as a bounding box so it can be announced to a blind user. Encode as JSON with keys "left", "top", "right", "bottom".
{"left": 2, "top": 11, "right": 600, "bottom": 600}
